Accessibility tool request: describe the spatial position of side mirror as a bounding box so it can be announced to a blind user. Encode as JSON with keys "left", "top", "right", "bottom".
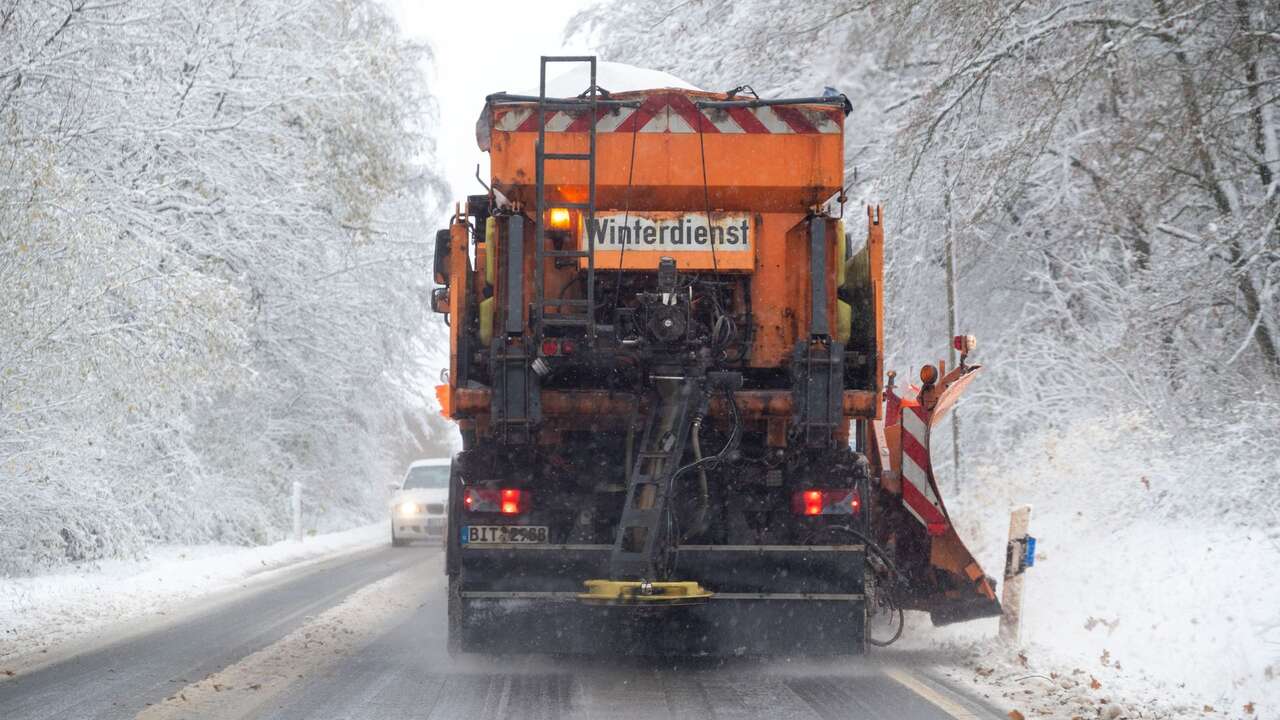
{"left": 387, "top": 482, "right": 400, "bottom": 492}
{"left": 433, "top": 229, "right": 451, "bottom": 285}
{"left": 430, "top": 287, "right": 450, "bottom": 314}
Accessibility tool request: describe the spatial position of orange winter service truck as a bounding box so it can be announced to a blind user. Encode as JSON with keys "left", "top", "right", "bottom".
{"left": 430, "top": 57, "right": 1000, "bottom": 655}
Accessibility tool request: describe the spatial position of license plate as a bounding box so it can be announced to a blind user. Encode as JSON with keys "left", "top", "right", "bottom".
{"left": 462, "top": 525, "right": 548, "bottom": 544}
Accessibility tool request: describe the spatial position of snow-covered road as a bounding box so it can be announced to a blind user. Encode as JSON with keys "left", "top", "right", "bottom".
{"left": 0, "top": 545, "right": 1002, "bottom": 720}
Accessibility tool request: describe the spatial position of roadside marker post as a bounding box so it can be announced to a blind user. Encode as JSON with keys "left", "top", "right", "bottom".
{"left": 292, "top": 481, "right": 304, "bottom": 542}
{"left": 999, "top": 504, "right": 1034, "bottom": 645}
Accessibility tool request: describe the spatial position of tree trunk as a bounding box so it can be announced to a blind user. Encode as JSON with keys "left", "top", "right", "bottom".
{"left": 1159, "top": 0, "right": 1280, "bottom": 379}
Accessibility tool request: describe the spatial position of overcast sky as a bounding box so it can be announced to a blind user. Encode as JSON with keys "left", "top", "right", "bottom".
{"left": 389, "top": 0, "right": 595, "bottom": 204}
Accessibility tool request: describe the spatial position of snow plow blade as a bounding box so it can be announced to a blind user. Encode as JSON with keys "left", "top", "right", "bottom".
{"left": 873, "top": 354, "right": 1002, "bottom": 626}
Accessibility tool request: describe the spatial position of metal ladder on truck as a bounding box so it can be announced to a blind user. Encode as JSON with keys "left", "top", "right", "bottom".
{"left": 495, "top": 56, "right": 601, "bottom": 445}
{"left": 533, "top": 55, "right": 599, "bottom": 342}
{"left": 580, "top": 373, "right": 713, "bottom": 604}
{"left": 609, "top": 377, "right": 705, "bottom": 580}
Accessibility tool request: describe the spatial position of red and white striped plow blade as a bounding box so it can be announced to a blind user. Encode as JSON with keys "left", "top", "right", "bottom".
{"left": 899, "top": 402, "right": 949, "bottom": 536}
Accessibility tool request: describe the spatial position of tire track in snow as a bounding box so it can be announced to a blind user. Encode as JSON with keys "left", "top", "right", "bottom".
{"left": 135, "top": 557, "right": 438, "bottom": 720}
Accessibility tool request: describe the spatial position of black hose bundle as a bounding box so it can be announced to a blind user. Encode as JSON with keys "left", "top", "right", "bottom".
{"left": 807, "top": 524, "right": 906, "bottom": 647}
{"left": 668, "top": 385, "right": 741, "bottom": 543}
{"left": 670, "top": 385, "right": 741, "bottom": 483}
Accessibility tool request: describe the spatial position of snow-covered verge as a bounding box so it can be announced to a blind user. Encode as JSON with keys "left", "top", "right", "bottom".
{"left": 0, "top": 524, "right": 384, "bottom": 668}
{"left": 907, "top": 414, "right": 1280, "bottom": 720}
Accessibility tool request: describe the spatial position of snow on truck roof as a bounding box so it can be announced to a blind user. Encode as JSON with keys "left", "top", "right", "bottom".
{"left": 516, "top": 61, "right": 704, "bottom": 98}
{"left": 475, "top": 61, "right": 849, "bottom": 153}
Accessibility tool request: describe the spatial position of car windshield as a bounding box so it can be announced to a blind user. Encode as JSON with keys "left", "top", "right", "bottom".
{"left": 402, "top": 465, "right": 449, "bottom": 489}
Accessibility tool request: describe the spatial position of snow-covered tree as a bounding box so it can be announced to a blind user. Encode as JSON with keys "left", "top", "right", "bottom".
{"left": 573, "top": 0, "right": 1279, "bottom": 523}
{"left": 1, "top": 0, "right": 447, "bottom": 572}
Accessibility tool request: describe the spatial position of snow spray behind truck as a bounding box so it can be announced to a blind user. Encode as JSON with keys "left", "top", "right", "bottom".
{"left": 432, "top": 58, "right": 1000, "bottom": 654}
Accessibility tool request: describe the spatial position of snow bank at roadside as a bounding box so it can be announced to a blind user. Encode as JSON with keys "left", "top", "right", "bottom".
{"left": 0, "top": 523, "right": 384, "bottom": 665}
{"left": 907, "top": 414, "right": 1280, "bottom": 719}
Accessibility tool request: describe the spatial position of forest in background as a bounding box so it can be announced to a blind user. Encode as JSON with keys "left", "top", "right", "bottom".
{"left": 3, "top": 0, "right": 1276, "bottom": 581}
{"left": 574, "top": 0, "right": 1280, "bottom": 530}
{"left": 0, "top": 0, "right": 447, "bottom": 573}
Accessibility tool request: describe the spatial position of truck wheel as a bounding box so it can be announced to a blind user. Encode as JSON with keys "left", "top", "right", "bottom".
{"left": 391, "top": 522, "right": 407, "bottom": 547}
{"left": 446, "top": 574, "right": 462, "bottom": 656}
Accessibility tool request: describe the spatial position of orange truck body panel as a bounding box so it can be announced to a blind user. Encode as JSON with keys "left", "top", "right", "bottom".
{"left": 487, "top": 91, "right": 844, "bottom": 213}
{"left": 482, "top": 92, "right": 848, "bottom": 371}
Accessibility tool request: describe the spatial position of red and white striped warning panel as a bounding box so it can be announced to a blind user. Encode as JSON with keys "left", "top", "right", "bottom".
{"left": 892, "top": 395, "right": 950, "bottom": 537}
{"left": 494, "top": 92, "right": 841, "bottom": 135}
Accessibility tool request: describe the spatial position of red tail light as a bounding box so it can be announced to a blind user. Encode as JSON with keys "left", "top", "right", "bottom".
{"left": 500, "top": 488, "right": 522, "bottom": 515}
{"left": 541, "top": 339, "right": 559, "bottom": 356}
{"left": 792, "top": 489, "right": 861, "bottom": 516}
{"left": 802, "top": 490, "right": 823, "bottom": 516}
{"left": 464, "top": 487, "right": 529, "bottom": 515}
{"left": 560, "top": 339, "right": 576, "bottom": 355}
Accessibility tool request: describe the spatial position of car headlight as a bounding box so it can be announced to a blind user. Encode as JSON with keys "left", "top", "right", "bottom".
{"left": 397, "top": 501, "right": 419, "bottom": 515}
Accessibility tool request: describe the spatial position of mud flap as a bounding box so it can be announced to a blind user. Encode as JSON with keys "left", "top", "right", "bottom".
{"left": 459, "top": 597, "right": 864, "bottom": 656}
{"left": 455, "top": 544, "right": 866, "bottom": 655}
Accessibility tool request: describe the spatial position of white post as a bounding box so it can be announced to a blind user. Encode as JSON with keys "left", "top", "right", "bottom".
{"left": 999, "top": 504, "right": 1033, "bottom": 645}
{"left": 942, "top": 158, "right": 962, "bottom": 495}
{"left": 292, "top": 481, "right": 303, "bottom": 542}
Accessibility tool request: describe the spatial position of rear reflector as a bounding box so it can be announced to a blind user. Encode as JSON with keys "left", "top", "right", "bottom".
{"left": 792, "top": 489, "right": 861, "bottom": 516}
{"left": 464, "top": 487, "right": 528, "bottom": 515}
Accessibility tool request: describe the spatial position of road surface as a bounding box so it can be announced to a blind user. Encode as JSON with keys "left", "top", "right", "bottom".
{"left": 0, "top": 545, "right": 1001, "bottom": 719}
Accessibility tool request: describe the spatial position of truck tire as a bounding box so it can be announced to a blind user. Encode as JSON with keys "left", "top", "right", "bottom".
{"left": 446, "top": 573, "right": 462, "bottom": 656}
{"left": 391, "top": 522, "right": 407, "bottom": 547}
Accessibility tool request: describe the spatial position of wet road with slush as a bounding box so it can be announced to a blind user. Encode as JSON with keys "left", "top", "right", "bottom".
{"left": 0, "top": 545, "right": 999, "bottom": 720}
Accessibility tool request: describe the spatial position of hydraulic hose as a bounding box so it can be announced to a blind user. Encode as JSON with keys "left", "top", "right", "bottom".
{"left": 671, "top": 387, "right": 740, "bottom": 542}
{"left": 808, "top": 524, "right": 906, "bottom": 648}
{"left": 683, "top": 418, "right": 711, "bottom": 541}
{"left": 670, "top": 386, "right": 741, "bottom": 483}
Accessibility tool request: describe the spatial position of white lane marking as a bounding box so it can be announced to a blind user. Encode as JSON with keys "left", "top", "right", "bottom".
{"left": 136, "top": 555, "right": 441, "bottom": 720}
{"left": 884, "top": 667, "right": 986, "bottom": 720}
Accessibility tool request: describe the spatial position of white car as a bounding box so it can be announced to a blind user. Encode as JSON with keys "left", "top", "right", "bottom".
{"left": 390, "top": 458, "right": 450, "bottom": 546}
